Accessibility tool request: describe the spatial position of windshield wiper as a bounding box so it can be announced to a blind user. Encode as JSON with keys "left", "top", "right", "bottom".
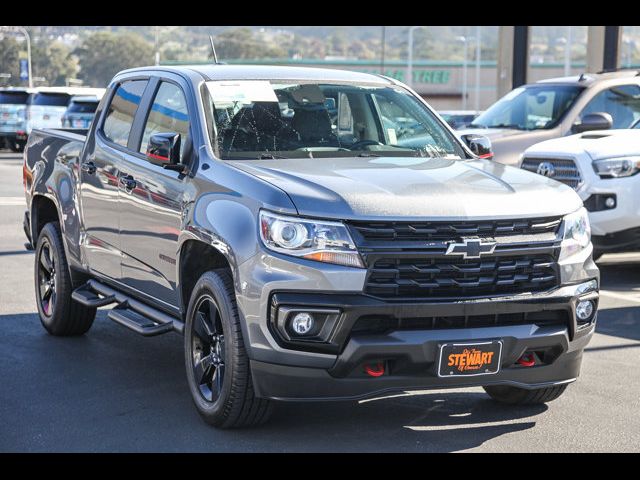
{"left": 468, "top": 122, "right": 487, "bottom": 128}
{"left": 258, "top": 153, "right": 288, "bottom": 159}
{"left": 356, "top": 152, "right": 381, "bottom": 157}
{"left": 485, "top": 123, "right": 525, "bottom": 130}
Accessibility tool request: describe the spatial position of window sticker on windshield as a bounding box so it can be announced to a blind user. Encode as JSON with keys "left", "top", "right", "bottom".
{"left": 206, "top": 81, "right": 278, "bottom": 104}
{"left": 387, "top": 128, "right": 398, "bottom": 145}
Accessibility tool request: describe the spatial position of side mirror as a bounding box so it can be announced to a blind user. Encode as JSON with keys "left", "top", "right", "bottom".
{"left": 461, "top": 134, "right": 493, "bottom": 159}
{"left": 146, "top": 132, "right": 181, "bottom": 168}
{"left": 572, "top": 112, "right": 613, "bottom": 133}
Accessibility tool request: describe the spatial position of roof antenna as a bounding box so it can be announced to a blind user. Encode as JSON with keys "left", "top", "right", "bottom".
{"left": 209, "top": 35, "right": 219, "bottom": 64}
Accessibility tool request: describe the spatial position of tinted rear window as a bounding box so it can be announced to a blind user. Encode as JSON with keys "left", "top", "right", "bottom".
{"left": 31, "top": 93, "right": 70, "bottom": 106}
{"left": 0, "top": 92, "right": 29, "bottom": 104}
{"left": 68, "top": 101, "right": 98, "bottom": 113}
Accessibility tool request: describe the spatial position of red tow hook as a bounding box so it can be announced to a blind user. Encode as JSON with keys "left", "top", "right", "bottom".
{"left": 517, "top": 353, "right": 536, "bottom": 367}
{"left": 364, "top": 362, "right": 385, "bottom": 377}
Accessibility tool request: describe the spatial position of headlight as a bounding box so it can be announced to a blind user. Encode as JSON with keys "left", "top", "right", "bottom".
{"left": 593, "top": 156, "right": 640, "bottom": 178}
{"left": 259, "top": 211, "right": 364, "bottom": 268}
{"left": 559, "top": 207, "right": 591, "bottom": 260}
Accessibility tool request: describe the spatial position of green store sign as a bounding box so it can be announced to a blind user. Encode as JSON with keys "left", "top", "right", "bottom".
{"left": 358, "top": 69, "right": 450, "bottom": 84}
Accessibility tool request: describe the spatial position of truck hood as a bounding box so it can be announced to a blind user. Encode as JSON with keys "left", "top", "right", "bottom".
{"left": 228, "top": 156, "right": 581, "bottom": 220}
{"left": 524, "top": 129, "right": 640, "bottom": 161}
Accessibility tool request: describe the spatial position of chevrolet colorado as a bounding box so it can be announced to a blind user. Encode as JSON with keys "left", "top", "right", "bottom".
{"left": 23, "top": 65, "right": 599, "bottom": 428}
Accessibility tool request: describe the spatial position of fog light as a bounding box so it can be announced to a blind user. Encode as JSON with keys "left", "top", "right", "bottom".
{"left": 576, "top": 300, "right": 594, "bottom": 321}
{"left": 605, "top": 197, "right": 616, "bottom": 208}
{"left": 291, "top": 312, "right": 314, "bottom": 335}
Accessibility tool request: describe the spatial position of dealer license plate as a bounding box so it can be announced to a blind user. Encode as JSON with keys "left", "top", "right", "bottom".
{"left": 438, "top": 340, "right": 502, "bottom": 377}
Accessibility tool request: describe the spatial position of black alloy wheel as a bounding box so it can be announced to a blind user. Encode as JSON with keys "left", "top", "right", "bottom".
{"left": 37, "top": 238, "right": 57, "bottom": 317}
{"left": 191, "top": 295, "right": 226, "bottom": 403}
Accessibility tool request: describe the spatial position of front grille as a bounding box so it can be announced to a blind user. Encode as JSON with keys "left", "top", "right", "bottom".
{"left": 351, "top": 310, "right": 568, "bottom": 333}
{"left": 365, "top": 254, "right": 558, "bottom": 299}
{"left": 521, "top": 157, "right": 582, "bottom": 189}
{"left": 348, "top": 216, "right": 561, "bottom": 243}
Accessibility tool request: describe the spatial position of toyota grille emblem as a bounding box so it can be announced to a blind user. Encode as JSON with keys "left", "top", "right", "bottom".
{"left": 536, "top": 161, "right": 556, "bottom": 178}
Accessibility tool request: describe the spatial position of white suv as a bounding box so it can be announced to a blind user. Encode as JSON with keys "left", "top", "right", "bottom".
{"left": 521, "top": 119, "right": 640, "bottom": 259}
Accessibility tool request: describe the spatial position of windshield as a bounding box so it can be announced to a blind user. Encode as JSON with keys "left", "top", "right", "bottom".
{"left": 30, "top": 93, "right": 70, "bottom": 107}
{"left": 203, "top": 80, "right": 465, "bottom": 160}
{"left": 0, "top": 92, "right": 29, "bottom": 104}
{"left": 67, "top": 101, "right": 98, "bottom": 113}
{"left": 471, "top": 85, "right": 583, "bottom": 131}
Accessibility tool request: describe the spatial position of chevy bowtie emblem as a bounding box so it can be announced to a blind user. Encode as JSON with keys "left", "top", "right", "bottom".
{"left": 445, "top": 238, "right": 497, "bottom": 259}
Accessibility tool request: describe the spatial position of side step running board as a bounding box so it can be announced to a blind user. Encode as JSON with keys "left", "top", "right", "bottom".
{"left": 108, "top": 307, "right": 174, "bottom": 337}
{"left": 72, "top": 279, "right": 184, "bottom": 336}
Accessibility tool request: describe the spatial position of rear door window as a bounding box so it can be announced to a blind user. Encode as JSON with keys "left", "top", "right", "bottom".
{"left": 68, "top": 101, "right": 98, "bottom": 114}
{"left": 102, "top": 80, "right": 148, "bottom": 148}
{"left": 0, "top": 92, "right": 29, "bottom": 104}
{"left": 30, "top": 93, "right": 70, "bottom": 106}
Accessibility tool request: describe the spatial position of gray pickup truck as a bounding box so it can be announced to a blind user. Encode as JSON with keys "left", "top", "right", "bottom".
{"left": 22, "top": 65, "right": 599, "bottom": 428}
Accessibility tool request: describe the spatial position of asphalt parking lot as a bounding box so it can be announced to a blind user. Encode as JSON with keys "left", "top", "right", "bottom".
{"left": 1, "top": 150, "right": 639, "bottom": 452}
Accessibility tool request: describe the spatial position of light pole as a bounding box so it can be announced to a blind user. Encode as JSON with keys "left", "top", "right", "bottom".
{"left": 623, "top": 39, "right": 634, "bottom": 67}
{"left": 564, "top": 26, "right": 572, "bottom": 76}
{"left": 475, "top": 25, "right": 481, "bottom": 111}
{"left": 407, "top": 26, "right": 427, "bottom": 88}
{"left": 154, "top": 26, "right": 160, "bottom": 66}
{"left": 0, "top": 26, "right": 32, "bottom": 88}
{"left": 456, "top": 36, "right": 469, "bottom": 110}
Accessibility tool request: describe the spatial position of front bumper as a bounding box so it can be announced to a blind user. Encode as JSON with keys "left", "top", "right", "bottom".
{"left": 249, "top": 281, "right": 598, "bottom": 401}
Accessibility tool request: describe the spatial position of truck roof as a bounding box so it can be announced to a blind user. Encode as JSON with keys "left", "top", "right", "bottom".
{"left": 535, "top": 69, "right": 640, "bottom": 86}
{"left": 122, "top": 64, "right": 393, "bottom": 85}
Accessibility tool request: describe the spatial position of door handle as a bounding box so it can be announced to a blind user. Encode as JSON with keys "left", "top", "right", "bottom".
{"left": 119, "top": 175, "right": 137, "bottom": 191}
{"left": 81, "top": 161, "right": 96, "bottom": 175}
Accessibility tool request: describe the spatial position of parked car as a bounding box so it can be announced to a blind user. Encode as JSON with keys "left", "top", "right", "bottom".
{"left": 23, "top": 65, "right": 598, "bottom": 428}
{"left": 0, "top": 87, "right": 34, "bottom": 152}
{"left": 459, "top": 70, "right": 640, "bottom": 166}
{"left": 61, "top": 96, "right": 100, "bottom": 129}
{"left": 521, "top": 118, "right": 640, "bottom": 259}
{"left": 21, "top": 87, "right": 105, "bottom": 144}
{"left": 438, "top": 110, "right": 482, "bottom": 129}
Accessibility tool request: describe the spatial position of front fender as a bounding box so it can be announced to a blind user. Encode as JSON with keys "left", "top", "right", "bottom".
{"left": 177, "top": 192, "right": 261, "bottom": 293}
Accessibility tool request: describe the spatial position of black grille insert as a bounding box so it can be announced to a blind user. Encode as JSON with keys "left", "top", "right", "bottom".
{"left": 351, "top": 310, "right": 568, "bottom": 334}
{"left": 365, "top": 254, "right": 558, "bottom": 299}
{"left": 348, "top": 216, "right": 561, "bottom": 243}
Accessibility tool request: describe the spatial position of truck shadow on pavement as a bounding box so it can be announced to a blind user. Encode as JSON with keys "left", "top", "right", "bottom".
{"left": 2, "top": 310, "right": 548, "bottom": 452}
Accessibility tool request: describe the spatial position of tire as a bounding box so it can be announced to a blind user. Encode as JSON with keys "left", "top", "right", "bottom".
{"left": 10, "top": 142, "right": 23, "bottom": 153}
{"left": 483, "top": 384, "right": 568, "bottom": 405}
{"left": 34, "top": 222, "right": 96, "bottom": 336}
{"left": 184, "top": 269, "right": 273, "bottom": 428}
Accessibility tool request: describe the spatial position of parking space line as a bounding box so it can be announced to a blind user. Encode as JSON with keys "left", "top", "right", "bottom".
{"left": 600, "top": 290, "right": 640, "bottom": 304}
{"left": 0, "top": 197, "right": 25, "bottom": 206}
{"left": 405, "top": 419, "right": 532, "bottom": 431}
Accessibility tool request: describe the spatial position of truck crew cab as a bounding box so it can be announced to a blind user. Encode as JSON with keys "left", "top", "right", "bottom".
{"left": 23, "top": 65, "right": 599, "bottom": 428}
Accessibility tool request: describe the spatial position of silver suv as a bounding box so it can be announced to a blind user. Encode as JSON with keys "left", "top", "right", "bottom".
{"left": 459, "top": 70, "right": 640, "bottom": 166}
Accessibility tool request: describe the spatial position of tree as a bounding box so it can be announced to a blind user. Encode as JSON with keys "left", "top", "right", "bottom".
{"left": 213, "top": 28, "right": 286, "bottom": 61}
{"left": 0, "top": 36, "right": 20, "bottom": 84}
{"left": 31, "top": 40, "right": 78, "bottom": 86}
{"left": 74, "top": 32, "right": 154, "bottom": 87}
